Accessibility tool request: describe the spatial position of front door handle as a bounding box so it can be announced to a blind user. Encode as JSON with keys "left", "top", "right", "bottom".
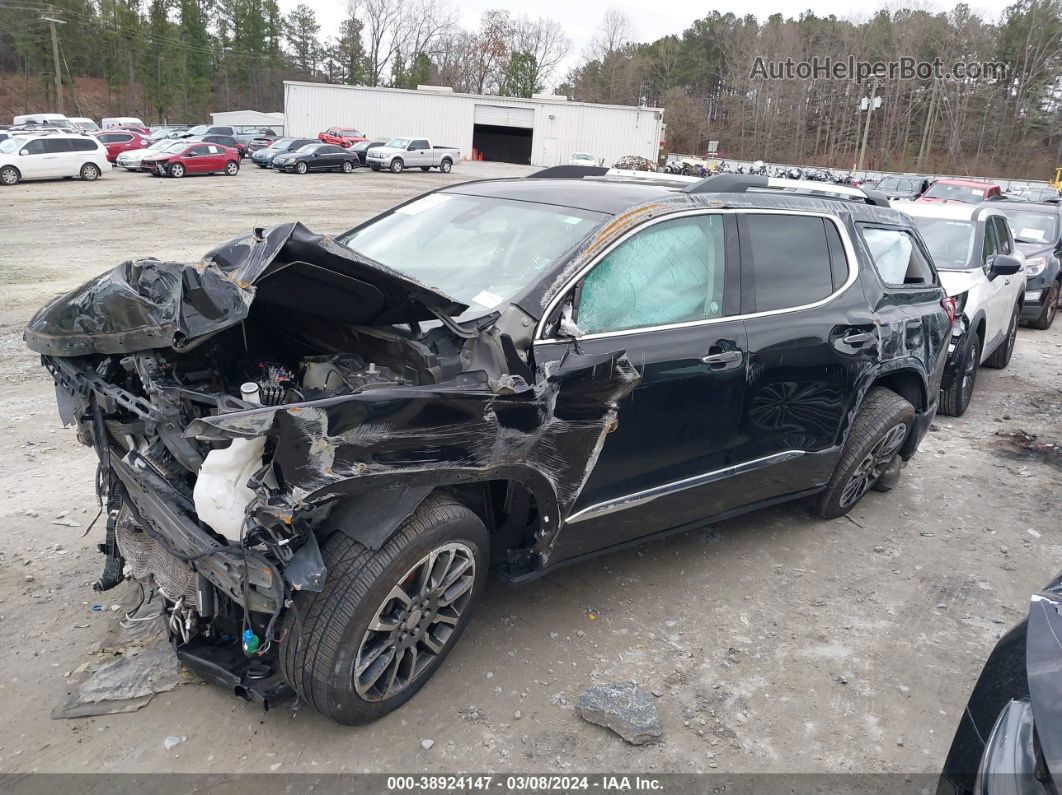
{"left": 701, "top": 350, "right": 743, "bottom": 368}
{"left": 842, "top": 332, "right": 875, "bottom": 346}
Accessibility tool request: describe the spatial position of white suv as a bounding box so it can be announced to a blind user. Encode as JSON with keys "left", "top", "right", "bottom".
{"left": 894, "top": 201, "right": 1025, "bottom": 416}
{"left": 0, "top": 133, "right": 109, "bottom": 186}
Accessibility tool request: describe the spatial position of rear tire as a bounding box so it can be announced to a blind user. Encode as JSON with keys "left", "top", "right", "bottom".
{"left": 984, "top": 303, "right": 1019, "bottom": 369}
{"left": 813, "top": 387, "right": 915, "bottom": 519}
{"left": 224, "top": 160, "right": 239, "bottom": 176}
{"left": 279, "top": 493, "right": 488, "bottom": 725}
{"left": 1028, "top": 283, "right": 1059, "bottom": 330}
{"left": 939, "top": 332, "right": 980, "bottom": 417}
{"left": 440, "top": 159, "right": 452, "bottom": 173}
{"left": 0, "top": 165, "right": 20, "bottom": 185}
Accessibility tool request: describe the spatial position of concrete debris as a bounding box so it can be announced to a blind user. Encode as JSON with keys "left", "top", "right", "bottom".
{"left": 420, "top": 739, "right": 434, "bottom": 750}
{"left": 575, "top": 682, "right": 662, "bottom": 745}
{"left": 163, "top": 736, "right": 186, "bottom": 750}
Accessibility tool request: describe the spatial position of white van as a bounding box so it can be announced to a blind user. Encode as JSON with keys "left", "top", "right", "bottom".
{"left": 12, "top": 113, "right": 74, "bottom": 129}
{"left": 68, "top": 116, "right": 100, "bottom": 132}
{"left": 102, "top": 116, "right": 145, "bottom": 129}
{"left": 0, "top": 133, "right": 109, "bottom": 185}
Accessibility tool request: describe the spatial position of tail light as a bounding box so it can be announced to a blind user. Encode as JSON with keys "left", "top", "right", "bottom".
{"left": 941, "top": 296, "right": 957, "bottom": 324}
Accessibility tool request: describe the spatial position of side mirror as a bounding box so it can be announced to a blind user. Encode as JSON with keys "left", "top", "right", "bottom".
{"left": 19, "top": 149, "right": 28, "bottom": 156}
{"left": 989, "top": 253, "right": 1022, "bottom": 277}
{"left": 408, "top": 144, "right": 417, "bottom": 151}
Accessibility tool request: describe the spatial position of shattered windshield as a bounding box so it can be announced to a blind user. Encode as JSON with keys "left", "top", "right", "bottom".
{"left": 337, "top": 193, "right": 606, "bottom": 316}
{"left": 910, "top": 216, "right": 975, "bottom": 269}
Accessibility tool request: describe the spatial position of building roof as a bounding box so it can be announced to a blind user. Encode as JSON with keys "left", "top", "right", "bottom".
{"left": 282, "top": 81, "right": 663, "bottom": 115}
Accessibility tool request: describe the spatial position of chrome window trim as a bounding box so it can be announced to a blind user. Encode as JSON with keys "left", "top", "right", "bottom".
{"left": 564, "top": 449, "right": 806, "bottom": 525}
{"left": 534, "top": 207, "right": 862, "bottom": 345}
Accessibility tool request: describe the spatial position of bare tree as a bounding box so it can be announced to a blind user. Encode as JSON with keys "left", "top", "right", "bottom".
{"left": 509, "top": 15, "right": 570, "bottom": 91}
{"left": 589, "top": 7, "right": 634, "bottom": 59}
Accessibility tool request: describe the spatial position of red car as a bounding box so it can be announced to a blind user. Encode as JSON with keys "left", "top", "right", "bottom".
{"left": 318, "top": 126, "right": 367, "bottom": 148}
{"left": 140, "top": 141, "right": 241, "bottom": 178}
{"left": 917, "top": 177, "right": 1003, "bottom": 204}
{"left": 112, "top": 123, "right": 151, "bottom": 136}
{"left": 94, "top": 130, "right": 150, "bottom": 163}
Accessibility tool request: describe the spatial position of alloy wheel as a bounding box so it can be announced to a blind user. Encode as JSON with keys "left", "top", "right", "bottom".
{"left": 0, "top": 166, "right": 18, "bottom": 185}
{"left": 353, "top": 542, "right": 476, "bottom": 701}
{"left": 960, "top": 342, "right": 977, "bottom": 405}
{"left": 839, "top": 423, "right": 908, "bottom": 509}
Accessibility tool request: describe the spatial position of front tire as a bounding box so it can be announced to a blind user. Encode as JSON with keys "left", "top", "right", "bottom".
{"left": 1028, "top": 283, "right": 1059, "bottom": 330}
{"left": 939, "top": 332, "right": 980, "bottom": 417}
{"left": 390, "top": 158, "right": 404, "bottom": 174}
{"left": 0, "top": 165, "right": 20, "bottom": 185}
{"left": 280, "top": 494, "right": 488, "bottom": 725}
{"left": 984, "top": 303, "right": 1019, "bottom": 369}
{"left": 813, "top": 387, "right": 915, "bottom": 519}
{"left": 80, "top": 163, "right": 100, "bottom": 181}
{"left": 295, "top": 161, "right": 308, "bottom": 174}
{"left": 168, "top": 162, "right": 185, "bottom": 178}
{"left": 342, "top": 160, "right": 354, "bottom": 173}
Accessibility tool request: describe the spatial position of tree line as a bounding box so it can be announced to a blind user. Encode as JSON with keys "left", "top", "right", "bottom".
{"left": 2, "top": 0, "right": 1061, "bottom": 178}
{"left": 562, "top": 2, "right": 1062, "bottom": 179}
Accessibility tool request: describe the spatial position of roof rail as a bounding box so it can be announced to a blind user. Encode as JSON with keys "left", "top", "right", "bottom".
{"left": 529, "top": 165, "right": 608, "bottom": 179}
{"left": 685, "top": 173, "right": 891, "bottom": 208}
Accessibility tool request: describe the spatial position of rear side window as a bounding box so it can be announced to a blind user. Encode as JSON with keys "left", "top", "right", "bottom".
{"left": 341, "top": 129, "right": 361, "bottom": 137}
{"left": 577, "top": 214, "right": 727, "bottom": 334}
{"left": 860, "top": 227, "right": 935, "bottom": 286}
{"left": 43, "top": 138, "right": 73, "bottom": 153}
{"left": 70, "top": 138, "right": 99, "bottom": 152}
{"left": 741, "top": 214, "right": 839, "bottom": 312}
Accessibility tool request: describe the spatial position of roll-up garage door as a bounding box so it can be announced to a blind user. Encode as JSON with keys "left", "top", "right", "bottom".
{"left": 473, "top": 104, "right": 535, "bottom": 128}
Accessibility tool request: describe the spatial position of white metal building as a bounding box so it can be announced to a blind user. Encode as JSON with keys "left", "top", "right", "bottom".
{"left": 283, "top": 81, "right": 664, "bottom": 168}
{"left": 210, "top": 110, "right": 286, "bottom": 133}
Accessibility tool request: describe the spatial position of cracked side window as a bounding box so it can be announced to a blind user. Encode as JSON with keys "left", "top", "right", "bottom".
{"left": 576, "top": 214, "right": 726, "bottom": 334}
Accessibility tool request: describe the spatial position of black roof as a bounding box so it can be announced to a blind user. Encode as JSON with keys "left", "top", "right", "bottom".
{"left": 444, "top": 178, "right": 678, "bottom": 214}
{"left": 444, "top": 175, "right": 905, "bottom": 223}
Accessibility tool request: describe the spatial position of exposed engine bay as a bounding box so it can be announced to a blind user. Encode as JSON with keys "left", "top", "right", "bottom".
{"left": 25, "top": 222, "right": 639, "bottom": 710}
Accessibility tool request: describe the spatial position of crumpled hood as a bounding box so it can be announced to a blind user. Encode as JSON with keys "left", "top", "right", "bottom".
{"left": 23, "top": 221, "right": 467, "bottom": 357}
{"left": 938, "top": 269, "right": 984, "bottom": 298}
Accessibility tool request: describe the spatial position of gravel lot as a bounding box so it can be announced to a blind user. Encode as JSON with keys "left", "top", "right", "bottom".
{"left": 0, "top": 162, "right": 1060, "bottom": 775}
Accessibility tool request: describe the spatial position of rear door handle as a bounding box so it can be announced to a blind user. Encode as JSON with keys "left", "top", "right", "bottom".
{"left": 701, "top": 350, "right": 743, "bottom": 368}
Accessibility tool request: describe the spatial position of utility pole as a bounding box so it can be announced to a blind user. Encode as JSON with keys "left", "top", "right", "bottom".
{"left": 856, "top": 79, "right": 878, "bottom": 174}
{"left": 41, "top": 14, "right": 66, "bottom": 114}
{"left": 916, "top": 78, "right": 939, "bottom": 173}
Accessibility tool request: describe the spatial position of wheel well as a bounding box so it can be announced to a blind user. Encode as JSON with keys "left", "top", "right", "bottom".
{"left": 2, "top": 164, "right": 20, "bottom": 178}
{"left": 442, "top": 481, "right": 539, "bottom": 571}
{"left": 870, "top": 370, "right": 926, "bottom": 412}
{"left": 973, "top": 315, "right": 986, "bottom": 346}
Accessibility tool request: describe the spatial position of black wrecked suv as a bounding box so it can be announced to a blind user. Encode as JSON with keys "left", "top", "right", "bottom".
{"left": 25, "top": 171, "right": 953, "bottom": 724}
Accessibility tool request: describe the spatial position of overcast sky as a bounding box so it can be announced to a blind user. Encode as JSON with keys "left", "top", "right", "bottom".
{"left": 281, "top": 0, "right": 1013, "bottom": 86}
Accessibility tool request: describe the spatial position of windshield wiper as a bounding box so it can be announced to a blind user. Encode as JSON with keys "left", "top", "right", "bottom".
{"left": 411, "top": 295, "right": 497, "bottom": 339}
